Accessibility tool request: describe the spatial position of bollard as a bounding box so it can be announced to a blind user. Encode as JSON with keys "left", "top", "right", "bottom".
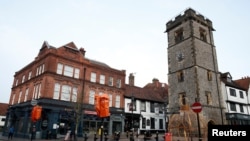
{"left": 94, "top": 133, "right": 98, "bottom": 141}
{"left": 104, "top": 132, "right": 108, "bottom": 141}
{"left": 117, "top": 131, "right": 121, "bottom": 141}
{"left": 155, "top": 131, "right": 158, "bottom": 141}
{"left": 136, "top": 132, "right": 139, "bottom": 138}
{"left": 84, "top": 133, "right": 88, "bottom": 141}
{"left": 126, "top": 131, "right": 129, "bottom": 138}
{"left": 130, "top": 133, "right": 134, "bottom": 141}
{"left": 144, "top": 132, "right": 147, "bottom": 141}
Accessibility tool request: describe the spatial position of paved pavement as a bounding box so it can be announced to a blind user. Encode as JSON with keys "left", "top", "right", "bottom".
{"left": 0, "top": 132, "right": 165, "bottom": 141}
{"left": 0, "top": 132, "right": 206, "bottom": 141}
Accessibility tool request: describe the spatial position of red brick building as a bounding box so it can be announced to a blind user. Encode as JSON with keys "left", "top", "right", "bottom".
{"left": 4, "top": 41, "right": 126, "bottom": 138}
{"left": 0, "top": 103, "right": 9, "bottom": 130}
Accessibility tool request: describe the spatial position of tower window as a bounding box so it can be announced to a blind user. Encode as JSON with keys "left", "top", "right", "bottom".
{"left": 205, "top": 91, "right": 212, "bottom": 105}
{"left": 200, "top": 28, "right": 207, "bottom": 42}
{"left": 177, "top": 70, "right": 184, "bottom": 82}
{"left": 179, "top": 93, "right": 186, "bottom": 105}
{"left": 175, "top": 28, "right": 184, "bottom": 43}
{"left": 207, "top": 70, "right": 212, "bottom": 81}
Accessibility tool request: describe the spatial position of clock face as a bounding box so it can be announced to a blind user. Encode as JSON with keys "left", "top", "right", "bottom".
{"left": 177, "top": 52, "right": 184, "bottom": 61}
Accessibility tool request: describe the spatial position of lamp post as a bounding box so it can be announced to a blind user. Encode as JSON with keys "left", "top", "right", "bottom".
{"left": 130, "top": 96, "right": 135, "bottom": 141}
{"left": 162, "top": 95, "right": 168, "bottom": 133}
{"left": 78, "top": 67, "right": 86, "bottom": 137}
{"left": 164, "top": 102, "right": 168, "bottom": 133}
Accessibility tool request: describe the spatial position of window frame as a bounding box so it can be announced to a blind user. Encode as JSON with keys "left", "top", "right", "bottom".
{"left": 229, "top": 102, "right": 236, "bottom": 111}
{"left": 239, "top": 104, "right": 244, "bottom": 113}
{"left": 150, "top": 102, "right": 155, "bottom": 113}
{"left": 90, "top": 72, "right": 97, "bottom": 83}
{"left": 205, "top": 91, "right": 212, "bottom": 105}
{"left": 179, "top": 92, "right": 186, "bottom": 106}
{"left": 64, "top": 65, "right": 74, "bottom": 77}
{"left": 89, "top": 90, "right": 95, "bottom": 104}
{"left": 100, "top": 74, "right": 105, "bottom": 85}
{"left": 53, "top": 83, "right": 60, "bottom": 100}
{"left": 175, "top": 28, "right": 184, "bottom": 43}
{"left": 199, "top": 27, "right": 207, "bottom": 42}
{"left": 229, "top": 88, "right": 236, "bottom": 97}
{"left": 140, "top": 101, "right": 146, "bottom": 112}
{"left": 108, "top": 77, "right": 113, "bottom": 86}
{"left": 177, "top": 70, "right": 184, "bottom": 82}
{"left": 116, "top": 79, "right": 121, "bottom": 88}
{"left": 207, "top": 70, "right": 212, "bottom": 81}
{"left": 115, "top": 95, "right": 120, "bottom": 108}
{"left": 239, "top": 91, "right": 244, "bottom": 98}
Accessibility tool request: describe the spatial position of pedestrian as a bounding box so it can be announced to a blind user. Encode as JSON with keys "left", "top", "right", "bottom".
{"left": 64, "top": 129, "right": 71, "bottom": 141}
{"left": 30, "top": 125, "right": 36, "bottom": 141}
{"left": 70, "top": 123, "right": 76, "bottom": 141}
{"left": 8, "top": 126, "right": 14, "bottom": 140}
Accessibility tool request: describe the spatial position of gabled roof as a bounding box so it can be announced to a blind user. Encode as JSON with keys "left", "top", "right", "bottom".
{"left": 38, "top": 41, "right": 56, "bottom": 55}
{"left": 220, "top": 72, "right": 232, "bottom": 79}
{"left": 143, "top": 78, "right": 168, "bottom": 89}
{"left": 0, "top": 103, "right": 9, "bottom": 116}
{"left": 88, "top": 59, "right": 110, "bottom": 68}
{"left": 125, "top": 80, "right": 168, "bottom": 103}
{"left": 235, "top": 77, "right": 250, "bottom": 91}
{"left": 59, "top": 42, "right": 111, "bottom": 68}
{"left": 221, "top": 72, "right": 247, "bottom": 91}
{"left": 62, "top": 42, "right": 78, "bottom": 50}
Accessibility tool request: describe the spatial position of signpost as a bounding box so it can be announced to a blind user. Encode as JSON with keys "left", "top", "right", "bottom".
{"left": 191, "top": 102, "right": 202, "bottom": 113}
{"left": 192, "top": 102, "right": 202, "bottom": 141}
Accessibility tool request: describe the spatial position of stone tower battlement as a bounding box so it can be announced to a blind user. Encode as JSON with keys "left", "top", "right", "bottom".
{"left": 165, "top": 8, "right": 214, "bottom": 32}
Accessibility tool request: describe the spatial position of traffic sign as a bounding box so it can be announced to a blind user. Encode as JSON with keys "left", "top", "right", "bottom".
{"left": 191, "top": 102, "right": 202, "bottom": 113}
{"left": 31, "top": 99, "right": 38, "bottom": 106}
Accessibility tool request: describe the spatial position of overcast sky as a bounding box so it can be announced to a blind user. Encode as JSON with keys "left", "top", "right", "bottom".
{"left": 1, "top": 0, "right": 249, "bottom": 103}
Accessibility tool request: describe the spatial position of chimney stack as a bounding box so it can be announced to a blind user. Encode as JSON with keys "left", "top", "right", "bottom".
{"left": 79, "top": 48, "right": 86, "bottom": 57}
{"left": 129, "top": 73, "right": 135, "bottom": 86}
